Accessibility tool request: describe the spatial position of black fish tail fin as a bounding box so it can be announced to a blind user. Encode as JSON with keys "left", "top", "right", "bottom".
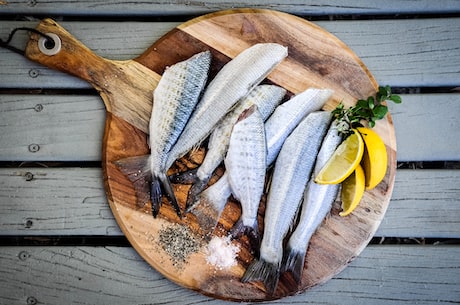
{"left": 281, "top": 246, "right": 306, "bottom": 284}
{"left": 113, "top": 155, "right": 151, "bottom": 208}
{"left": 185, "top": 177, "right": 210, "bottom": 212}
{"left": 241, "top": 258, "right": 280, "bottom": 295}
{"left": 169, "top": 168, "right": 199, "bottom": 184}
{"left": 150, "top": 178, "right": 162, "bottom": 217}
{"left": 158, "top": 173, "right": 182, "bottom": 218}
{"left": 230, "top": 219, "right": 260, "bottom": 255}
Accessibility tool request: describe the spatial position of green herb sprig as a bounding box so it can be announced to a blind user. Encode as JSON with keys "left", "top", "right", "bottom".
{"left": 332, "top": 85, "right": 402, "bottom": 137}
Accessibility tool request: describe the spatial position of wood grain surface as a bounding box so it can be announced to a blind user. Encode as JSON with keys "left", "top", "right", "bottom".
{"left": 4, "top": 0, "right": 460, "bottom": 16}
{"left": 1, "top": 245, "right": 459, "bottom": 305}
{"left": 25, "top": 18, "right": 161, "bottom": 134}
{"left": 4, "top": 18, "right": 459, "bottom": 89}
{"left": 1, "top": 168, "right": 459, "bottom": 238}
{"left": 23, "top": 9, "right": 396, "bottom": 301}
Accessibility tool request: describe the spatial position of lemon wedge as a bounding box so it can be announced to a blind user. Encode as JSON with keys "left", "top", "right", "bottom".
{"left": 339, "top": 164, "right": 365, "bottom": 216}
{"left": 315, "top": 129, "right": 364, "bottom": 184}
{"left": 357, "top": 127, "right": 387, "bottom": 189}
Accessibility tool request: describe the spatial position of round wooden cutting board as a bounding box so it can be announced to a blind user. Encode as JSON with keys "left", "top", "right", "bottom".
{"left": 25, "top": 9, "right": 396, "bottom": 302}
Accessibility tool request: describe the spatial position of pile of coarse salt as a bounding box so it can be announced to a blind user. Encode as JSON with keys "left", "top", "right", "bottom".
{"left": 206, "top": 235, "right": 240, "bottom": 270}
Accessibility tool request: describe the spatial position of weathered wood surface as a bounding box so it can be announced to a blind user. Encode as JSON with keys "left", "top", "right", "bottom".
{"left": 0, "top": 2, "right": 459, "bottom": 304}
{"left": 388, "top": 93, "right": 460, "bottom": 161}
{"left": 24, "top": 19, "right": 161, "bottom": 134}
{"left": 92, "top": 9, "right": 394, "bottom": 300}
{"left": 0, "top": 245, "right": 458, "bottom": 305}
{"left": 0, "top": 168, "right": 459, "bottom": 238}
{"left": 1, "top": 18, "right": 460, "bottom": 88}
{"left": 0, "top": 95, "right": 106, "bottom": 161}
{"left": 1, "top": 93, "right": 459, "bottom": 162}
{"left": 2, "top": 0, "right": 460, "bottom": 15}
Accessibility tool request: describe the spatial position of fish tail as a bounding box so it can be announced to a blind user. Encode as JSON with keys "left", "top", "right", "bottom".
{"left": 189, "top": 175, "right": 232, "bottom": 234}
{"left": 158, "top": 174, "right": 182, "bottom": 218}
{"left": 230, "top": 219, "right": 260, "bottom": 255}
{"left": 169, "top": 168, "right": 199, "bottom": 184}
{"left": 150, "top": 178, "right": 162, "bottom": 218}
{"left": 281, "top": 245, "right": 306, "bottom": 284}
{"left": 169, "top": 168, "right": 210, "bottom": 212}
{"left": 189, "top": 194, "right": 222, "bottom": 236}
{"left": 185, "top": 178, "right": 210, "bottom": 212}
{"left": 241, "top": 258, "right": 280, "bottom": 295}
{"left": 113, "top": 155, "right": 151, "bottom": 208}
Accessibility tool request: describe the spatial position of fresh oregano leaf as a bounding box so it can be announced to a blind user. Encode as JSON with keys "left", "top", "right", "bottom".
{"left": 390, "top": 95, "right": 402, "bottom": 104}
{"left": 332, "top": 85, "right": 401, "bottom": 137}
{"left": 368, "top": 96, "right": 375, "bottom": 109}
{"left": 373, "top": 105, "right": 388, "bottom": 119}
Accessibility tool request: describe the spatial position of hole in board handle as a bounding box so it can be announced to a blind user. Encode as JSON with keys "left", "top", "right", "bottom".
{"left": 38, "top": 33, "right": 61, "bottom": 56}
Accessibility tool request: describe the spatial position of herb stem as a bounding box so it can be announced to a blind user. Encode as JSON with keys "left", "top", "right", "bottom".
{"left": 332, "top": 85, "right": 401, "bottom": 136}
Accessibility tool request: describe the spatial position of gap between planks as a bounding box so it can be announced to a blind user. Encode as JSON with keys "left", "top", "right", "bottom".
{"left": 1, "top": 0, "right": 460, "bottom": 17}
{"left": 0, "top": 168, "right": 458, "bottom": 239}
{"left": 0, "top": 245, "right": 458, "bottom": 305}
{"left": 1, "top": 93, "right": 459, "bottom": 161}
{"left": 0, "top": 18, "right": 459, "bottom": 88}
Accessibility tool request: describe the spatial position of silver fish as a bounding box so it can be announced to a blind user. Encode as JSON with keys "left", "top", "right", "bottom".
{"left": 241, "top": 111, "right": 332, "bottom": 295}
{"left": 265, "top": 88, "right": 333, "bottom": 165}
{"left": 190, "top": 88, "right": 333, "bottom": 233}
{"left": 165, "top": 43, "right": 288, "bottom": 171}
{"left": 114, "top": 51, "right": 211, "bottom": 218}
{"left": 282, "top": 121, "right": 342, "bottom": 283}
{"left": 170, "top": 85, "right": 285, "bottom": 211}
{"left": 225, "top": 105, "right": 266, "bottom": 250}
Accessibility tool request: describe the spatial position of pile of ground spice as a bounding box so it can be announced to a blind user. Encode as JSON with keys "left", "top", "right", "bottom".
{"left": 157, "top": 222, "right": 204, "bottom": 269}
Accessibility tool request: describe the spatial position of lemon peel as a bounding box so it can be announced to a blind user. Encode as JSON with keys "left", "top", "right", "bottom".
{"left": 339, "top": 164, "right": 365, "bottom": 216}
{"left": 315, "top": 129, "right": 364, "bottom": 185}
{"left": 357, "top": 127, "right": 387, "bottom": 189}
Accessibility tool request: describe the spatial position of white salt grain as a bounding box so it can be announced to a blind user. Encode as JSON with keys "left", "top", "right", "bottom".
{"left": 206, "top": 235, "right": 240, "bottom": 270}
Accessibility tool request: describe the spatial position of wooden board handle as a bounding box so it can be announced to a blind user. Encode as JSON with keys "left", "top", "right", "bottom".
{"left": 24, "top": 18, "right": 160, "bottom": 133}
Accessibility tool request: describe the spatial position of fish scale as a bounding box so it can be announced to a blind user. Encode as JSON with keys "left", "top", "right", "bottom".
{"left": 189, "top": 88, "right": 333, "bottom": 233}
{"left": 115, "top": 51, "right": 211, "bottom": 217}
{"left": 149, "top": 51, "right": 212, "bottom": 173}
{"left": 170, "top": 84, "right": 285, "bottom": 211}
{"left": 165, "top": 43, "right": 288, "bottom": 171}
{"left": 225, "top": 105, "right": 266, "bottom": 248}
{"left": 200, "top": 85, "right": 284, "bottom": 182}
{"left": 265, "top": 88, "right": 333, "bottom": 165}
{"left": 241, "top": 110, "right": 332, "bottom": 295}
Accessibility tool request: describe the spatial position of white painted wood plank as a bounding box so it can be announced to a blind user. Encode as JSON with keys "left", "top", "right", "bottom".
{"left": 0, "top": 168, "right": 458, "bottom": 238}
{"left": 376, "top": 169, "right": 460, "bottom": 239}
{"left": 0, "top": 95, "right": 106, "bottom": 161}
{"left": 0, "top": 245, "right": 458, "bottom": 305}
{"left": 2, "top": 0, "right": 460, "bottom": 16}
{"left": 321, "top": 18, "right": 460, "bottom": 87}
{"left": 0, "top": 168, "right": 122, "bottom": 236}
{"left": 389, "top": 93, "right": 460, "bottom": 161}
{"left": 1, "top": 93, "right": 459, "bottom": 161}
{"left": 0, "top": 18, "right": 459, "bottom": 88}
{"left": 0, "top": 21, "right": 177, "bottom": 89}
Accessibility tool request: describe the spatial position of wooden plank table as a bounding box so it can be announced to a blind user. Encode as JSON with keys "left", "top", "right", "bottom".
{"left": 1, "top": 1, "right": 459, "bottom": 304}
